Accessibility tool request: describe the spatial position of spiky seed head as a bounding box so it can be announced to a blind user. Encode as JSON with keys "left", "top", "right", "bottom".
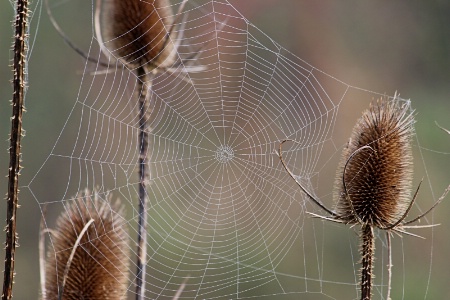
{"left": 45, "top": 190, "right": 129, "bottom": 300}
{"left": 98, "top": 0, "right": 176, "bottom": 69}
{"left": 334, "top": 97, "right": 415, "bottom": 228}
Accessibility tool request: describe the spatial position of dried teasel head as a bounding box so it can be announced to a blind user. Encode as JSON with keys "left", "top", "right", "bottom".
{"left": 334, "top": 97, "right": 415, "bottom": 228}
{"left": 44, "top": 189, "right": 129, "bottom": 300}
{"left": 96, "top": 0, "right": 177, "bottom": 70}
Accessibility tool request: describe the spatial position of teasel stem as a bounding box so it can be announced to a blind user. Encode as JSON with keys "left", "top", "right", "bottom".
{"left": 360, "top": 224, "right": 374, "bottom": 300}
{"left": 136, "top": 66, "right": 151, "bottom": 300}
{"left": 3, "top": 0, "right": 28, "bottom": 299}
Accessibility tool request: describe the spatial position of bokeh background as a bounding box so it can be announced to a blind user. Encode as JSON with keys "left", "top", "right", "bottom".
{"left": 1, "top": 0, "right": 449, "bottom": 299}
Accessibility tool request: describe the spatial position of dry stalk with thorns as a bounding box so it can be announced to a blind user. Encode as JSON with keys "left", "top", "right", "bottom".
{"left": 3, "top": 0, "right": 29, "bottom": 299}
{"left": 279, "top": 97, "right": 446, "bottom": 300}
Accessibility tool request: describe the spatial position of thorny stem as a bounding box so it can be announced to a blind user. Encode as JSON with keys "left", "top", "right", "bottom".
{"left": 360, "top": 224, "right": 375, "bottom": 300}
{"left": 3, "top": 0, "right": 28, "bottom": 299}
{"left": 136, "top": 67, "right": 151, "bottom": 300}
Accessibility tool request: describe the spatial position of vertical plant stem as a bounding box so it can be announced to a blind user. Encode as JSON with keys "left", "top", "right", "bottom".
{"left": 360, "top": 224, "right": 374, "bottom": 300}
{"left": 3, "top": 0, "right": 28, "bottom": 299}
{"left": 136, "top": 67, "right": 151, "bottom": 300}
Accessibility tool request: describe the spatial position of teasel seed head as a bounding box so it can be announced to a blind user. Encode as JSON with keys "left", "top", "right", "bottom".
{"left": 96, "top": 0, "right": 176, "bottom": 70}
{"left": 334, "top": 97, "right": 415, "bottom": 228}
{"left": 44, "top": 189, "right": 129, "bottom": 300}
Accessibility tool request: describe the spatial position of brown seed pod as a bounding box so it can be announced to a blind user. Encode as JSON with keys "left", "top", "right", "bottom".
{"left": 96, "top": 0, "right": 177, "bottom": 69}
{"left": 334, "top": 98, "right": 415, "bottom": 228}
{"left": 44, "top": 190, "right": 129, "bottom": 300}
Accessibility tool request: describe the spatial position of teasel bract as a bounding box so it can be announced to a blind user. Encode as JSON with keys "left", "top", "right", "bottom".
{"left": 44, "top": 190, "right": 129, "bottom": 300}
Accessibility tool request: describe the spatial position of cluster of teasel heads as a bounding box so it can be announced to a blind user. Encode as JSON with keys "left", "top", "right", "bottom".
{"left": 280, "top": 96, "right": 443, "bottom": 300}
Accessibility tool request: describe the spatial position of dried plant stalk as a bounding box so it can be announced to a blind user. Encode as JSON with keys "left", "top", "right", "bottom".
{"left": 3, "top": 0, "right": 29, "bottom": 299}
{"left": 135, "top": 66, "right": 151, "bottom": 300}
{"left": 44, "top": 190, "right": 129, "bottom": 300}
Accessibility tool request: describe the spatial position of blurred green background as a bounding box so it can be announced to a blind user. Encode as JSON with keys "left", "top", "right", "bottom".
{"left": 1, "top": 0, "right": 449, "bottom": 299}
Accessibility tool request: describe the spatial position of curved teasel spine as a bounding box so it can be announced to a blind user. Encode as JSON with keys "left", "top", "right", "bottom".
{"left": 96, "top": 0, "right": 177, "bottom": 70}
{"left": 44, "top": 190, "right": 129, "bottom": 300}
{"left": 334, "top": 98, "right": 415, "bottom": 228}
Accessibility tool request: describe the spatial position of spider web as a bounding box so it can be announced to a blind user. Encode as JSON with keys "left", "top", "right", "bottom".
{"left": 22, "top": 0, "right": 441, "bottom": 299}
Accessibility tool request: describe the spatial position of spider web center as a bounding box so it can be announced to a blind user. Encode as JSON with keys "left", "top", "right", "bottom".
{"left": 215, "top": 145, "right": 234, "bottom": 164}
